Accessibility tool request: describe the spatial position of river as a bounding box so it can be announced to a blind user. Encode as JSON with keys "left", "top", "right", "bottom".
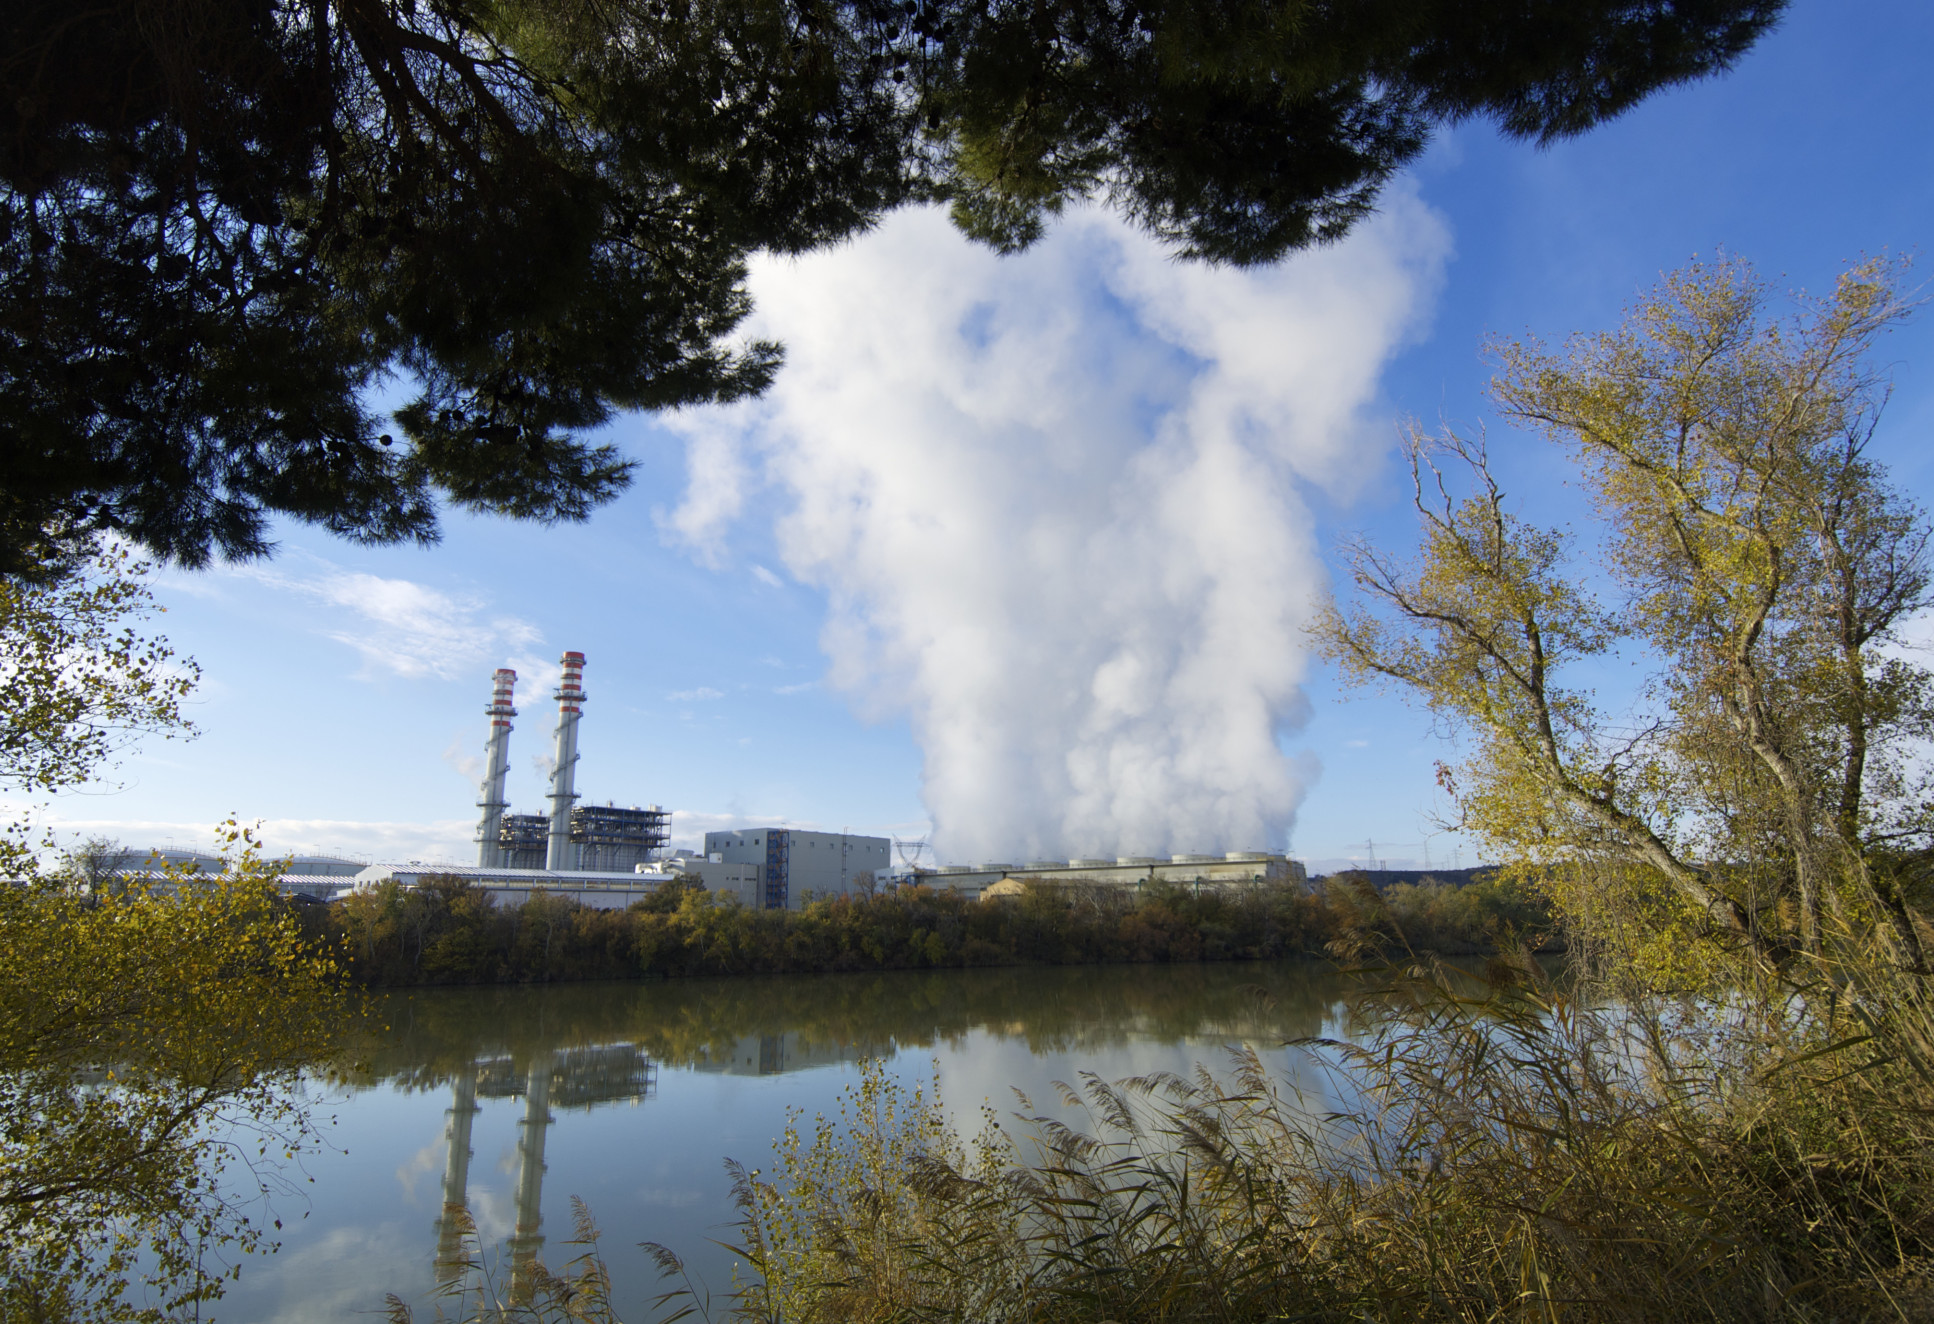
{"left": 217, "top": 960, "right": 1381, "bottom": 1322}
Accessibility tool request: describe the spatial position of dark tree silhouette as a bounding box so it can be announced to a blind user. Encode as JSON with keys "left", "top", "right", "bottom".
{"left": 0, "top": 0, "right": 1783, "bottom": 573}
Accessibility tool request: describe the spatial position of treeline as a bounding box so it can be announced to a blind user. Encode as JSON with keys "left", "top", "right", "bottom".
{"left": 305, "top": 871, "right": 1553, "bottom": 988}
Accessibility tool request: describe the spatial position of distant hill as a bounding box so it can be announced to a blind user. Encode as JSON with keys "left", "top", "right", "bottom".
{"left": 1311, "top": 867, "right": 1498, "bottom": 891}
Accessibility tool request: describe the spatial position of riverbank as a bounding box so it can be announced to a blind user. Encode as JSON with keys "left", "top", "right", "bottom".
{"left": 308, "top": 871, "right": 1553, "bottom": 987}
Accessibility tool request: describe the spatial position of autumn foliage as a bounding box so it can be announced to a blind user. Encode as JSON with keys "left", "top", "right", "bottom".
{"left": 315, "top": 872, "right": 1551, "bottom": 988}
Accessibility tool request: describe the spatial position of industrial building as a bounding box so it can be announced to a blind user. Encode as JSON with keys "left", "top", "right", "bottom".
{"left": 350, "top": 863, "right": 668, "bottom": 910}
{"left": 918, "top": 852, "right": 1308, "bottom": 900}
{"left": 704, "top": 828, "right": 891, "bottom": 910}
{"left": 448, "top": 657, "right": 1307, "bottom": 906}
{"left": 495, "top": 805, "right": 670, "bottom": 872}
{"left": 454, "top": 654, "right": 892, "bottom": 908}
{"left": 76, "top": 847, "right": 371, "bottom": 901}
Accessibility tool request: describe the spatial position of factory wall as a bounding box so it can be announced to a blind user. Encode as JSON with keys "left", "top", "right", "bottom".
{"left": 703, "top": 829, "right": 891, "bottom": 910}
{"left": 352, "top": 860, "right": 768, "bottom": 911}
{"left": 653, "top": 857, "right": 763, "bottom": 905}
{"left": 355, "top": 865, "right": 667, "bottom": 910}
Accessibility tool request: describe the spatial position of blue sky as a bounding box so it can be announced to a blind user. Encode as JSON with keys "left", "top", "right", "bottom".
{"left": 23, "top": 0, "right": 1934, "bottom": 873}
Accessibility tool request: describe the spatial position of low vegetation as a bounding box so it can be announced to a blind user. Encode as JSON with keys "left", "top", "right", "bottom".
{"left": 312, "top": 870, "right": 1553, "bottom": 988}
{"left": 0, "top": 836, "right": 357, "bottom": 1322}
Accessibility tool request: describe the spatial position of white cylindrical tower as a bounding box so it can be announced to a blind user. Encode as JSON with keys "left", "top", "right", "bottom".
{"left": 475, "top": 668, "right": 517, "bottom": 867}
{"left": 545, "top": 652, "right": 586, "bottom": 871}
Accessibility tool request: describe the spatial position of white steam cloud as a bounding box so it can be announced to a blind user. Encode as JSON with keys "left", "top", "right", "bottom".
{"left": 664, "top": 198, "right": 1448, "bottom": 862}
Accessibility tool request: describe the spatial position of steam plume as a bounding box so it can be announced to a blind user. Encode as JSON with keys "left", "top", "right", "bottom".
{"left": 665, "top": 199, "right": 1447, "bottom": 861}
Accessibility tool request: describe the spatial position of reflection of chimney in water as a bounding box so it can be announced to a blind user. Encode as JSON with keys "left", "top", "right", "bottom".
{"left": 434, "top": 1064, "right": 481, "bottom": 1284}
{"left": 507, "top": 1051, "right": 554, "bottom": 1301}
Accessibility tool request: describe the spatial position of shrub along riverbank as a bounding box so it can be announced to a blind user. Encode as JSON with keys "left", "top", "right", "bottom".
{"left": 310, "top": 871, "right": 1552, "bottom": 987}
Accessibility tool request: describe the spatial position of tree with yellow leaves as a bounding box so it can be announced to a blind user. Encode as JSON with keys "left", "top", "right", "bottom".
{"left": 1316, "top": 257, "right": 1932, "bottom": 984}
{"left": 0, "top": 547, "right": 356, "bottom": 1320}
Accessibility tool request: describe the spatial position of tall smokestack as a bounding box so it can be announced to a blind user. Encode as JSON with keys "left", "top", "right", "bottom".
{"left": 476, "top": 668, "right": 517, "bottom": 867}
{"left": 545, "top": 652, "right": 586, "bottom": 871}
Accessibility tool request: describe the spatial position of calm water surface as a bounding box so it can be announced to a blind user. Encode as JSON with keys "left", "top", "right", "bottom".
{"left": 223, "top": 961, "right": 1376, "bottom": 1322}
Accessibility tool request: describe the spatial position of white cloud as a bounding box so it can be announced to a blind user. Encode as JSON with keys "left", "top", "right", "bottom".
{"left": 661, "top": 807, "right": 816, "bottom": 851}
{"left": 664, "top": 198, "right": 1447, "bottom": 862}
{"left": 666, "top": 686, "right": 725, "bottom": 702}
{"left": 226, "top": 1221, "right": 425, "bottom": 1324}
{"left": 16, "top": 810, "right": 480, "bottom": 864}
{"left": 751, "top": 563, "right": 785, "bottom": 588}
{"left": 228, "top": 554, "right": 549, "bottom": 684}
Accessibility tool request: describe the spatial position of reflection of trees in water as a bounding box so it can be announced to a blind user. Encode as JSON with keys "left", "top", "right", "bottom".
{"left": 342, "top": 961, "right": 1361, "bottom": 1096}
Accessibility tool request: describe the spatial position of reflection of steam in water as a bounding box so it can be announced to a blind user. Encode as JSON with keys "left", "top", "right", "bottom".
{"left": 432, "top": 1044, "right": 658, "bottom": 1295}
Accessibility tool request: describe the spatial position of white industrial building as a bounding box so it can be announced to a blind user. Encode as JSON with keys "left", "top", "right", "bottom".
{"left": 644, "top": 856, "right": 763, "bottom": 902}
{"left": 344, "top": 846, "right": 885, "bottom": 914}
{"left": 350, "top": 864, "right": 667, "bottom": 910}
{"left": 71, "top": 848, "right": 372, "bottom": 900}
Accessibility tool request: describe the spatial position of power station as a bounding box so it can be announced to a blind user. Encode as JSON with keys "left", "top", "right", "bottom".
{"left": 342, "top": 650, "right": 889, "bottom": 911}
{"left": 472, "top": 656, "right": 671, "bottom": 874}
{"left": 242, "top": 651, "right": 1306, "bottom": 906}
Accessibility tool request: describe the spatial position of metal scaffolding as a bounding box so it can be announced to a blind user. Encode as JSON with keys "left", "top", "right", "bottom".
{"left": 569, "top": 804, "right": 671, "bottom": 873}
{"left": 498, "top": 814, "right": 551, "bottom": 870}
{"left": 496, "top": 806, "right": 669, "bottom": 873}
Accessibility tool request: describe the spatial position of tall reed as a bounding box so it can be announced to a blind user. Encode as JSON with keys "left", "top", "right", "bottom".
{"left": 669, "top": 944, "right": 1934, "bottom": 1321}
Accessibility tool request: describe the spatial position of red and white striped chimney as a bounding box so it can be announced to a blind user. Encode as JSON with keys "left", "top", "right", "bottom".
{"left": 475, "top": 668, "right": 517, "bottom": 867}
{"left": 545, "top": 652, "right": 586, "bottom": 871}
